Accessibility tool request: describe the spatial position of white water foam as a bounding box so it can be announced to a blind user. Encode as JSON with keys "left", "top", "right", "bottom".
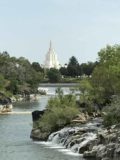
{"left": 34, "top": 141, "right": 81, "bottom": 156}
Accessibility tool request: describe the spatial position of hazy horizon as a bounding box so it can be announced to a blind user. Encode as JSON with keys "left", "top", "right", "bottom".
{"left": 0, "top": 0, "right": 120, "bottom": 65}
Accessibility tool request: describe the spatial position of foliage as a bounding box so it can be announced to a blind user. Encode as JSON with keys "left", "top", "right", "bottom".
{"left": 0, "top": 52, "right": 44, "bottom": 95}
{"left": 91, "top": 45, "right": 120, "bottom": 104}
{"left": 103, "top": 97, "right": 120, "bottom": 126}
{"left": 47, "top": 68, "right": 62, "bottom": 83}
{"left": 80, "top": 61, "right": 98, "bottom": 76}
{"left": 67, "top": 56, "right": 79, "bottom": 77}
{"left": 59, "top": 67, "right": 68, "bottom": 76}
{"left": 77, "top": 79, "right": 95, "bottom": 114}
{"left": 32, "top": 62, "right": 44, "bottom": 72}
{"left": 38, "top": 88, "right": 79, "bottom": 133}
{"left": 0, "top": 74, "right": 9, "bottom": 91}
{"left": 59, "top": 56, "right": 97, "bottom": 78}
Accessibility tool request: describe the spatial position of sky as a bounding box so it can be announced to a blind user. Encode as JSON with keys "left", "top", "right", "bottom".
{"left": 0, "top": 0, "right": 120, "bottom": 65}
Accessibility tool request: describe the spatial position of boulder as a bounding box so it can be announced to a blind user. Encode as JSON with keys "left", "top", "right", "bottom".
{"left": 32, "top": 110, "right": 45, "bottom": 121}
{"left": 83, "top": 150, "right": 97, "bottom": 158}
{"left": 30, "top": 128, "right": 50, "bottom": 141}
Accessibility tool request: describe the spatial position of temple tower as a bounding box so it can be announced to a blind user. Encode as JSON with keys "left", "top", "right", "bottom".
{"left": 44, "top": 41, "right": 60, "bottom": 69}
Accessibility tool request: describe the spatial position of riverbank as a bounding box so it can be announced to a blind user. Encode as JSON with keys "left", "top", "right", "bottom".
{"left": 0, "top": 93, "right": 41, "bottom": 114}
{"left": 0, "top": 92, "right": 13, "bottom": 113}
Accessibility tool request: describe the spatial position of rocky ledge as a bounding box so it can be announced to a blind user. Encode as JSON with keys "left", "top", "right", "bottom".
{"left": 83, "top": 124, "right": 120, "bottom": 160}
{"left": 30, "top": 110, "right": 120, "bottom": 160}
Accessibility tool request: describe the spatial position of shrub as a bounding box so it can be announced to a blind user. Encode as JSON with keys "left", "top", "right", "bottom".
{"left": 38, "top": 88, "right": 79, "bottom": 133}
{"left": 103, "top": 97, "right": 120, "bottom": 127}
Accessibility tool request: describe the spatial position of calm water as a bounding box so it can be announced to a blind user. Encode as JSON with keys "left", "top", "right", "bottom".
{"left": 0, "top": 86, "right": 83, "bottom": 160}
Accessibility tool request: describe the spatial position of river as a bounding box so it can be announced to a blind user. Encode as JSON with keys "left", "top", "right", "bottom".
{"left": 0, "top": 86, "right": 84, "bottom": 160}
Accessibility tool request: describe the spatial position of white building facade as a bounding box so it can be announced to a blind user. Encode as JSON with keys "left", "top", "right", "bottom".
{"left": 44, "top": 41, "right": 60, "bottom": 69}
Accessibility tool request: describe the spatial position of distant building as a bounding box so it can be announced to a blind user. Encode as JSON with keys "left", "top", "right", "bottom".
{"left": 44, "top": 41, "right": 60, "bottom": 69}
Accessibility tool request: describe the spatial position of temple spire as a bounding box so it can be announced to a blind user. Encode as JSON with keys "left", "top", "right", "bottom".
{"left": 49, "top": 40, "right": 52, "bottom": 50}
{"left": 44, "top": 41, "right": 60, "bottom": 69}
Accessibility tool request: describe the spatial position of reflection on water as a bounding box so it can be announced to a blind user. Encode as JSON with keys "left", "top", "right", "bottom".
{"left": 0, "top": 86, "right": 83, "bottom": 160}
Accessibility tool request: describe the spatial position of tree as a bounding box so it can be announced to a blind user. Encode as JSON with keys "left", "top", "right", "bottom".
{"left": 80, "top": 61, "right": 98, "bottom": 76}
{"left": 91, "top": 45, "right": 120, "bottom": 104}
{"left": 59, "top": 67, "right": 68, "bottom": 76}
{"left": 0, "top": 51, "right": 44, "bottom": 95}
{"left": 32, "top": 62, "right": 44, "bottom": 72}
{"left": 68, "top": 56, "right": 79, "bottom": 66}
{"left": 0, "top": 74, "right": 9, "bottom": 91}
{"left": 47, "top": 68, "right": 61, "bottom": 83}
{"left": 67, "top": 56, "right": 79, "bottom": 77}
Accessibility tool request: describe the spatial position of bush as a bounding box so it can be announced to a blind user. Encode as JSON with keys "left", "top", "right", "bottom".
{"left": 103, "top": 97, "right": 120, "bottom": 127}
{"left": 38, "top": 89, "right": 79, "bottom": 133}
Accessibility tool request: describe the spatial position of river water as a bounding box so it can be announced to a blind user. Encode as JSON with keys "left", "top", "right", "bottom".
{"left": 0, "top": 86, "right": 84, "bottom": 160}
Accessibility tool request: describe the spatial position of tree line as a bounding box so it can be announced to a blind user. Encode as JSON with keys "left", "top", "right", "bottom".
{"left": 47, "top": 56, "right": 98, "bottom": 83}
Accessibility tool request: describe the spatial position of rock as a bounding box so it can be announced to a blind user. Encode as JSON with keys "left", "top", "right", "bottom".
{"left": 106, "top": 143, "right": 115, "bottom": 158}
{"left": 0, "top": 103, "right": 13, "bottom": 113}
{"left": 115, "top": 147, "right": 120, "bottom": 154}
{"left": 32, "top": 110, "right": 45, "bottom": 122}
{"left": 72, "top": 113, "right": 89, "bottom": 124}
{"left": 79, "top": 143, "right": 90, "bottom": 153}
{"left": 79, "top": 139, "right": 97, "bottom": 154}
{"left": 30, "top": 129, "right": 50, "bottom": 141}
{"left": 101, "top": 158, "right": 110, "bottom": 160}
{"left": 30, "top": 110, "right": 51, "bottom": 141}
{"left": 98, "top": 134, "right": 106, "bottom": 144}
{"left": 83, "top": 150, "right": 97, "bottom": 158}
{"left": 0, "top": 93, "right": 13, "bottom": 113}
{"left": 93, "top": 145, "right": 106, "bottom": 160}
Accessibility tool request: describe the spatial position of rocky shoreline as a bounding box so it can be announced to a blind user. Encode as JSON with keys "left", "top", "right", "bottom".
{"left": 83, "top": 123, "right": 120, "bottom": 160}
{"left": 0, "top": 93, "right": 40, "bottom": 114}
{"left": 0, "top": 93, "right": 13, "bottom": 113}
{"left": 30, "top": 110, "right": 120, "bottom": 160}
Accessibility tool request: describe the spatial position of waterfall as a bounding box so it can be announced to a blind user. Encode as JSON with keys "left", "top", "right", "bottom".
{"left": 47, "top": 118, "right": 102, "bottom": 155}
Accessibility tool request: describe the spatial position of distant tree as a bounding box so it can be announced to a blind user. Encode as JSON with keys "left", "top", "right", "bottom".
{"left": 67, "top": 56, "right": 79, "bottom": 77}
{"left": 59, "top": 67, "right": 68, "bottom": 76}
{"left": 80, "top": 61, "right": 98, "bottom": 76}
{"left": 68, "top": 56, "right": 79, "bottom": 66}
{"left": 47, "top": 68, "right": 61, "bottom": 83}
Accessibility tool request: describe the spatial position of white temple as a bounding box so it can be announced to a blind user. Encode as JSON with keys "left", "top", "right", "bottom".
{"left": 44, "top": 41, "right": 60, "bottom": 69}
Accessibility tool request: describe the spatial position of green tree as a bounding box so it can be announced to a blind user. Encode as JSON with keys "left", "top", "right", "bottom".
{"left": 59, "top": 67, "right": 68, "bottom": 76}
{"left": 91, "top": 45, "right": 120, "bottom": 104}
{"left": 80, "top": 62, "right": 98, "bottom": 76}
{"left": 47, "top": 68, "right": 62, "bottom": 83}
{"left": 103, "top": 97, "right": 120, "bottom": 126}
{"left": 0, "top": 74, "right": 8, "bottom": 91}
{"left": 0, "top": 52, "right": 44, "bottom": 95}
{"left": 32, "top": 62, "right": 44, "bottom": 72}
{"left": 67, "top": 56, "right": 79, "bottom": 77}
